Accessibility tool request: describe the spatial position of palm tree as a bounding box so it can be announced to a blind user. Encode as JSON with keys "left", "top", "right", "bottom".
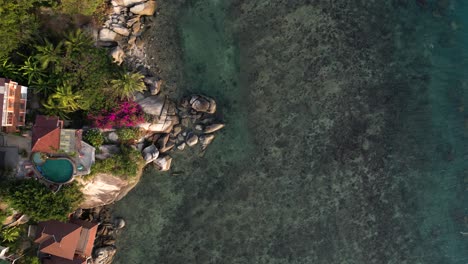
{"left": 34, "top": 39, "right": 63, "bottom": 71}
{"left": 110, "top": 72, "right": 146, "bottom": 100}
{"left": 19, "top": 56, "right": 45, "bottom": 85}
{"left": 30, "top": 78, "right": 55, "bottom": 97}
{"left": 64, "top": 29, "right": 93, "bottom": 55}
{"left": 42, "top": 84, "right": 83, "bottom": 119}
{"left": 0, "top": 56, "right": 19, "bottom": 79}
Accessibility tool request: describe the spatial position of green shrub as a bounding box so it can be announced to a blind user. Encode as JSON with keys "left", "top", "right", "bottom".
{"left": 3, "top": 180, "right": 83, "bottom": 222}
{"left": 58, "top": 0, "right": 106, "bottom": 16}
{"left": 83, "top": 128, "right": 104, "bottom": 148}
{"left": 116, "top": 127, "right": 139, "bottom": 142}
{"left": 91, "top": 146, "right": 144, "bottom": 179}
{"left": 18, "top": 256, "right": 40, "bottom": 264}
{"left": 1, "top": 226, "right": 20, "bottom": 243}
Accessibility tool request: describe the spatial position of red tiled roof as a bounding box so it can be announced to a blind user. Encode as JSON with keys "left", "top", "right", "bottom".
{"left": 35, "top": 219, "right": 98, "bottom": 262}
{"left": 35, "top": 220, "right": 82, "bottom": 260}
{"left": 32, "top": 115, "right": 62, "bottom": 153}
{"left": 71, "top": 218, "right": 98, "bottom": 257}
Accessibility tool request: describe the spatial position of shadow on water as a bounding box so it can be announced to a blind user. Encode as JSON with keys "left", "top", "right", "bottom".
{"left": 113, "top": 1, "right": 468, "bottom": 263}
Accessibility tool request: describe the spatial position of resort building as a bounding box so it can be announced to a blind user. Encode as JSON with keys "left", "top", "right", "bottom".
{"left": 0, "top": 78, "right": 28, "bottom": 133}
{"left": 34, "top": 219, "right": 98, "bottom": 264}
{"left": 31, "top": 115, "right": 95, "bottom": 181}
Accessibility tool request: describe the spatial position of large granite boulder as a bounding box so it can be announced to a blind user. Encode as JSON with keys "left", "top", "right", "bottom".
{"left": 203, "top": 123, "right": 225, "bottom": 133}
{"left": 190, "top": 95, "right": 217, "bottom": 114}
{"left": 110, "top": 46, "right": 125, "bottom": 65}
{"left": 78, "top": 174, "right": 130, "bottom": 208}
{"left": 154, "top": 155, "right": 172, "bottom": 171}
{"left": 112, "top": 0, "right": 145, "bottom": 7}
{"left": 142, "top": 144, "right": 159, "bottom": 164}
{"left": 144, "top": 77, "right": 162, "bottom": 95}
{"left": 130, "top": 1, "right": 157, "bottom": 16}
{"left": 138, "top": 96, "right": 179, "bottom": 133}
{"left": 200, "top": 134, "right": 215, "bottom": 150}
{"left": 94, "top": 246, "right": 117, "bottom": 264}
{"left": 99, "top": 29, "right": 118, "bottom": 42}
{"left": 112, "top": 26, "right": 130, "bottom": 37}
{"left": 186, "top": 133, "right": 198, "bottom": 147}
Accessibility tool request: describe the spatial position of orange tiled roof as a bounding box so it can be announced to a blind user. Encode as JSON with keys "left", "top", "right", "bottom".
{"left": 31, "top": 115, "right": 62, "bottom": 153}
{"left": 71, "top": 218, "right": 98, "bottom": 257}
{"left": 35, "top": 219, "right": 98, "bottom": 262}
{"left": 35, "top": 220, "right": 82, "bottom": 260}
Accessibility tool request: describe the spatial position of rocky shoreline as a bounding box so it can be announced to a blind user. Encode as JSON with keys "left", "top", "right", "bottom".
{"left": 85, "top": 1, "right": 225, "bottom": 263}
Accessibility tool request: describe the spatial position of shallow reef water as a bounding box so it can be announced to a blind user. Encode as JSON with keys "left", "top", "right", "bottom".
{"left": 112, "top": 1, "right": 468, "bottom": 263}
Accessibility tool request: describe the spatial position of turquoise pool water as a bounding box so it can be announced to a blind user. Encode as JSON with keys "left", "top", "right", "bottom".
{"left": 40, "top": 158, "right": 74, "bottom": 183}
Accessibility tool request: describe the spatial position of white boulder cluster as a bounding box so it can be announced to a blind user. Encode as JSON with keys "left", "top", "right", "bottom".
{"left": 137, "top": 94, "right": 224, "bottom": 172}
{"left": 98, "top": 0, "right": 157, "bottom": 65}
{"left": 94, "top": 1, "right": 224, "bottom": 173}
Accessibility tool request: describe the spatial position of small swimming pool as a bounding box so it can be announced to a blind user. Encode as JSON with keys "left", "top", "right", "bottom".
{"left": 40, "top": 158, "right": 74, "bottom": 183}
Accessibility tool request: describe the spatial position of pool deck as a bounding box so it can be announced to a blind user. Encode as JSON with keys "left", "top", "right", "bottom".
{"left": 74, "top": 141, "right": 95, "bottom": 176}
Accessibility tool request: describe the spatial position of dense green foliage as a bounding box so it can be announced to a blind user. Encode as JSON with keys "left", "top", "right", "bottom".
{"left": 83, "top": 128, "right": 105, "bottom": 148}
{"left": 18, "top": 256, "right": 41, "bottom": 264}
{"left": 91, "top": 146, "right": 144, "bottom": 179}
{"left": 116, "top": 127, "right": 140, "bottom": 142}
{"left": 58, "top": 0, "right": 106, "bottom": 16}
{"left": 0, "top": 0, "right": 40, "bottom": 58}
{"left": 24, "top": 32, "right": 120, "bottom": 116}
{"left": 1, "top": 226, "right": 20, "bottom": 243}
{"left": 111, "top": 72, "right": 147, "bottom": 100}
{"left": 2, "top": 180, "right": 83, "bottom": 221}
{"left": 42, "top": 84, "right": 85, "bottom": 119}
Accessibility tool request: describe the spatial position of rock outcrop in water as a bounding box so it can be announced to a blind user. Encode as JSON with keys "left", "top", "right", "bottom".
{"left": 82, "top": 2, "right": 226, "bottom": 261}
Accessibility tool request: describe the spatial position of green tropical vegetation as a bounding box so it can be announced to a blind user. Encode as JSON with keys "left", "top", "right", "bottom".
{"left": 18, "top": 256, "right": 41, "bottom": 264}
{"left": 83, "top": 128, "right": 105, "bottom": 148}
{"left": 0, "top": 0, "right": 42, "bottom": 59}
{"left": 1, "top": 180, "right": 83, "bottom": 222}
{"left": 59, "top": 0, "right": 106, "bottom": 16}
{"left": 1, "top": 226, "right": 21, "bottom": 243}
{"left": 42, "top": 84, "right": 85, "bottom": 118}
{"left": 117, "top": 127, "right": 140, "bottom": 142}
{"left": 111, "top": 72, "right": 147, "bottom": 100}
{"left": 0, "top": 0, "right": 150, "bottom": 257}
{"left": 91, "top": 146, "right": 144, "bottom": 179}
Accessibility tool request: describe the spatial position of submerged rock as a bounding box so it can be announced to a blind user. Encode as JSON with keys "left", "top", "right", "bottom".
{"left": 113, "top": 218, "right": 126, "bottom": 229}
{"left": 203, "top": 123, "right": 225, "bottom": 133}
{"left": 186, "top": 133, "right": 198, "bottom": 147}
{"left": 200, "top": 134, "right": 215, "bottom": 150}
{"left": 154, "top": 155, "right": 172, "bottom": 171}
{"left": 177, "top": 142, "right": 186, "bottom": 151}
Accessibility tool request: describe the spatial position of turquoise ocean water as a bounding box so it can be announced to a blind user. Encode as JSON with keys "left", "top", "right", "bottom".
{"left": 113, "top": 1, "right": 467, "bottom": 263}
